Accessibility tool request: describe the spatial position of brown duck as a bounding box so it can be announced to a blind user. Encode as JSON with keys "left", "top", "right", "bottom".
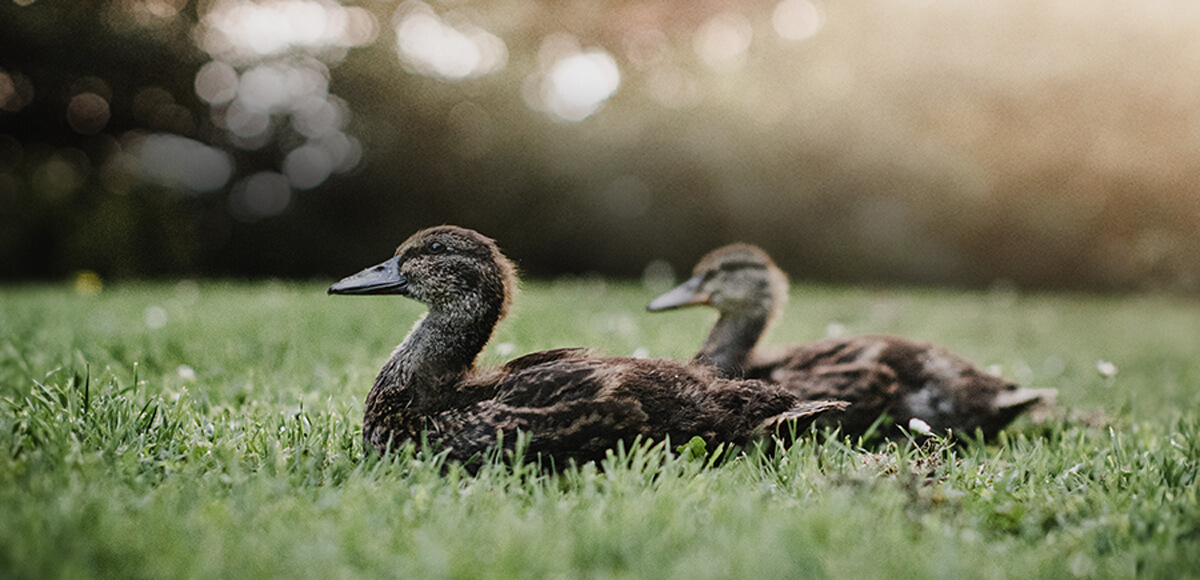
{"left": 329, "top": 226, "right": 845, "bottom": 469}
{"left": 647, "top": 243, "right": 1055, "bottom": 439}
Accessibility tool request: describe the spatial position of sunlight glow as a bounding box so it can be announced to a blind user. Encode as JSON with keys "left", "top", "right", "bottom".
{"left": 200, "top": 0, "right": 377, "bottom": 62}
{"left": 694, "top": 12, "right": 753, "bottom": 70}
{"left": 394, "top": 2, "right": 507, "bottom": 80}
{"left": 205, "top": 59, "right": 343, "bottom": 149}
{"left": 772, "top": 0, "right": 823, "bottom": 42}
{"left": 525, "top": 37, "right": 620, "bottom": 122}
{"left": 238, "top": 62, "right": 328, "bottom": 113}
{"left": 645, "top": 66, "right": 700, "bottom": 109}
{"left": 546, "top": 51, "right": 621, "bottom": 121}
{"left": 188, "top": 0, "right": 367, "bottom": 197}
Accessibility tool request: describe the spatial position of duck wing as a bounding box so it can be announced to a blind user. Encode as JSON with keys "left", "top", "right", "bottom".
{"left": 433, "top": 355, "right": 843, "bottom": 468}
{"left": 747, "top": 336, "right": 902, "bottom": 435}
{"left": 751, "top": 334, "right": 1053, "bottom": 437}
{"left": 500, "top": 347, "right": 591, "bottom": 371}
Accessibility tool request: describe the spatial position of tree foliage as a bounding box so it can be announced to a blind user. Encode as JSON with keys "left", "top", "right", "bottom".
{"left": 2, "top": 0, "right": 1199, "bottom": 292}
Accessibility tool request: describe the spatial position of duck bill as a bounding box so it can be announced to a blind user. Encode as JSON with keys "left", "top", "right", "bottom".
{"left": 646, "top": 275, "right": 709, "bottom": 311}
{"left": 328, "top": 255, "right": 407, "bottom": 296}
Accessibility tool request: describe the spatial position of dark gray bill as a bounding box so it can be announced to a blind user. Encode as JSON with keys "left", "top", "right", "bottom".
{"left": 328, "top": 255, "right": 407, "bottom": 295}
{"left": 646, "top": 275, "right": 708, "bottom": 311}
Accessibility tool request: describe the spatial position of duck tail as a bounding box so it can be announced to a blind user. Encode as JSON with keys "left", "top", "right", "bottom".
{"left": 762, "top": 399, "right": 849, "bottom": 432}
{"left": 994, "top": 387, "right": 1057, "bottom": 412}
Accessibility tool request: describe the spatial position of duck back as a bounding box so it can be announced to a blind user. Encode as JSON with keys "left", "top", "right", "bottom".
{"left": 367, "top": 349, "right": 842, "bottom": 468}
{"left": 750, "top": 334, "right": 1050, "bottom": 438}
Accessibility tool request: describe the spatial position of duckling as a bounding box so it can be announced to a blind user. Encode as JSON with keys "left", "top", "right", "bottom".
{"left": 329, "top": 226, "right": 845, "bottom": 469}
{"left": 647, "top": 243, "right": 1055, "bottom": 439}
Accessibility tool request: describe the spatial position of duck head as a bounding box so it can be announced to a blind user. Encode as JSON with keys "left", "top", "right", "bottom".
{"left": 329, "top": 225, "right": 515, "bottom": 321}
{"left": 647, "top": 243, "right": 787, "bottom": 317}
{"left": 647, "top": 243, "right": 789, "bottom": 374}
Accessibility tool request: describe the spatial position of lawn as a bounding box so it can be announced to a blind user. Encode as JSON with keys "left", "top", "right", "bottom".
{"left": 1, "top": 279, "right": 1198, "bottom": 579}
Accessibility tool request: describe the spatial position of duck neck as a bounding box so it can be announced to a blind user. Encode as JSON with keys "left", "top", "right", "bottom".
{"left": 371, "top": 300, "right": 501, "bottom": 411}
{"left": 695, "top": 305, "right": 771, "bottom": 376}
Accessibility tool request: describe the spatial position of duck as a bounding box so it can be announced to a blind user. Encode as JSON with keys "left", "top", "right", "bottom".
{"left": 646, "top": 243, "right": 1055, "bottom": 439}
{"left": 329, "top": 226, "right": 846, "bottom": 470}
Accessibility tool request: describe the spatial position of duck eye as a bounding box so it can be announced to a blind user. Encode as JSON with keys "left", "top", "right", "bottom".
{"left": 428, "top": 241, "right": 445, "bottom": 254}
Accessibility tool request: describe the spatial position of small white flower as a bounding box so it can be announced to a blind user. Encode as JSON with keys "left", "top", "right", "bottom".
{"left": 631, "top": 347, "right": 650, "bottom": 359}
{"left": 825, "top": 322, "right": 847, "bottom": 338}
{"left": 1096, "top": 360, "right": 1118, "bottom": 378}
{"left": 177, "top": 364, "right": 196, "bottom": 381}
{"left": 494, "top": 342, "right": 516, "bottom": 357}
{"left": 144, "top": 305, "right": 168, "bottom": 329}
{"left": 908, "top": 417, "right": 932, "bottom": 435}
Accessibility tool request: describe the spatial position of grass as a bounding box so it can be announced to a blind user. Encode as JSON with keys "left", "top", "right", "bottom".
{"left": 1, "top": 279, "right": 1198, "bottom": 579}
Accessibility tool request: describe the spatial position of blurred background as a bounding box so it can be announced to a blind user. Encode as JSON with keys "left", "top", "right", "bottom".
{"left": 2, "top": 0, "right": 1199, "bottom": 292}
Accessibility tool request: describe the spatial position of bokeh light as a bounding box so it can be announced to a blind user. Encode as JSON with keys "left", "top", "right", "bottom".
{"left": 66, "top": 92, "right": 110, "bottom": 135}
{"left": 644, "top": 65, "right": 701, "bottom": 109}
{"left": 525, "top": 35, "right": 621, "bottom": 122}
{"left": 693, "top": 11, "right": 753, "bottom": 70}
{"left": 772, "top": 0, "right": 823, "bottom": 42}
{"left": 119, "top": 0, "right": 188, "bottom": 25}
{"left": 33, "top": 152, "right": 85, "bottom": 201}
{"left": 237, "top": 61, "right": 328, "bottom": 113}
{"left": 139, "top": 0, "right": 186, "bottom": 19}
{"left": 194, "top": 61, "right": 239, "bottom": 106}
{"left": 310, "top": 131, "right": 361, "bottom": 173}
{"left": 188, "top": 0, "right": 368, "bottom": 196}
{"left": 0, "top": 69, "right": 35, "bottom": 112}
{"left": 136, "top": 133, "right": 234, "bottom": 193}
{"left": 143, "top": 305, "right": 168, "bottom": 329}
{"left": 229, "top": 171, "right": 292, "bottom": 221}
{"left": 132, "top": 86, "right": 194, "bottom": 135}
{"left": 291, "top": 94, "right": 346, "bottom": 138}
{"left": 73, "top": 270, "right": 104, "bottom": 295}
{"left": 199, "top": 0, "right": 377, "bottom": 63}
{"left": 394, "top": 1, "right": 507, "bottom": 80}
{"left": 282, "top": 144, "right": 332, "bottom": 189}
{"left": 220, "top": 99, "right": 272, "bottom": 142}
{"left": 545, "top": 51, "right": 621, "bottom": 121}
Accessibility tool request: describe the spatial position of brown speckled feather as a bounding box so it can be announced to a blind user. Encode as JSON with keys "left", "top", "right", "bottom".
{"left": 331, "top": 227, "right": 846, "bottom": 470}
{"left": 746, "top": 334, "right": 1048, "bottom": 438}
{"left": 423, "top": 354, "right": 840, "bottom": 467}
{"left": 649, "top": 244, "right": 1055, "bottom": 439}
